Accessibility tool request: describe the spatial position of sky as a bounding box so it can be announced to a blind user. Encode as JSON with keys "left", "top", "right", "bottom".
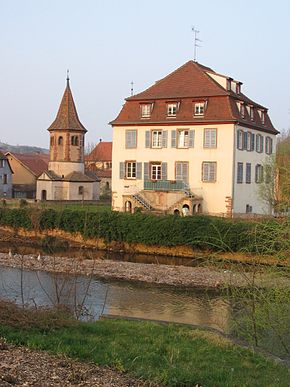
{"left": 0, "top": 0, "right": 290, "bottom": 149}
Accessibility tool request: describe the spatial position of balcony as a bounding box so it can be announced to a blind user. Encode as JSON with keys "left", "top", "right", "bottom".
{"left": 144, "top": 180, "right": 186, "bottom": 191}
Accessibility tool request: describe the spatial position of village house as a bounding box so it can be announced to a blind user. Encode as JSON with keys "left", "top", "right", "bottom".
{"left": 85, "top": 141, "right": 112, "bottom": 197}
{"left": 0, "top": 151, "right": 13, "bottom": 198}
{"left": 110, "top": 60, "right": 278, "bottom": 216}
{"left": 36, "top": 77, "right": 100, "bottom": 201}
{"left": 5, "top": 152, "right": 49, "bottom": 198}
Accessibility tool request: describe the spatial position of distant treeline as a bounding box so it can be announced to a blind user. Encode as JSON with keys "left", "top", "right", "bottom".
{"left": 0, "top": 208, "right": 289, "bottom": 256}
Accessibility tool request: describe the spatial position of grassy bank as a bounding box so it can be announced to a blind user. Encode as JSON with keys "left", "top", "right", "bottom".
{"left": 0, "top": 302, "right": 288, "bottom": 386}
{"left": 0, "top": 207, "right": 289, "bottom": 256}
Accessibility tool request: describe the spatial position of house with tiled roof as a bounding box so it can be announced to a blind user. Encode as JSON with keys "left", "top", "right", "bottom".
{"left": 0, "top": 151, "right": 13, "bottom": 198}
{"left": 111, "top": 60, "right": 278, "bottom": 216}
{"left": 5, "top": 152, "right": 49, "bottom": 198}
{"left": 36, "top": 77, "right": 100, "bottom": 201}
{"left": 85, "top": 141, "right": 112, "bottom": 197}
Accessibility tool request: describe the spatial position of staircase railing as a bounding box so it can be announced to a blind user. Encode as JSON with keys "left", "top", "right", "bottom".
{"left": 132, "top": 192, "right": 154, "bottom": 211}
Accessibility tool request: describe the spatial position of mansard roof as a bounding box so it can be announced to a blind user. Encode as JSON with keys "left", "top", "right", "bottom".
{"left": 111, "top": 61, "right": 278, "bottom": 134}
{"left": 48, "top": 79, "right": 87, "bottom": 133}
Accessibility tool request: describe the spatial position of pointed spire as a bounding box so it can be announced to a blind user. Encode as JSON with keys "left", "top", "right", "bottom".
{"left": 47, "top": 74, "right": 87, "bottom": 133}
{"left": 66, "top": 69, "right": 70, "bottom": 87}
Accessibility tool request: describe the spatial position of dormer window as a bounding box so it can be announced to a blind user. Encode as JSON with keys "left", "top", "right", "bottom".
{"left": 240, "top": 103, "right": 245, "bottom": 118}
{"left": 167, "top": 103, "right": 177, "bottom": 117}
{"left": 141, "top": 103, "right": 152, "bottom": 118}
{"left": 250, "top": 106, "right": 254, "bottom": 121}
{"left": 194, "top": 102, "right": 205, "bottom": 116}
{"left": 236, "top": 83, "right": 241, "bottom": 94}
{"left": 227, "top": 78, "right": 232, "bottom": 91}
{"left": 259, "top": 110, "right": 265, "bottom": 125}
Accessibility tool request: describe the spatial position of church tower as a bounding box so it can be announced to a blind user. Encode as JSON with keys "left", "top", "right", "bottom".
{"left": 48, "top": 75, "right": 86, "bottom": 176}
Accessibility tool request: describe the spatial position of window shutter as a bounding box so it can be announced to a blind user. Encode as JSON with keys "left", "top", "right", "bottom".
{"left": 162, "top": 162, "right": 167, "bottom": 180}
{"left": 145, "top": 131, "right": 150, "bottom": 148}
{"left": 136, "top": 162, "right": 142, "bottom": 179}
{"left": 182, "top": 162, "right": 189, "bottom": 183}
{"left": 119, "top": 162, "right": 125, "bottom": 179}
{"left": 251, "top": 133, "right": 255, "bottom": 151}
{"left": 175, "top": 162, "right": 182, "bottom": 181}
{"left": 162, "top": 130, "right": 168, "bottom": 148}
{"left": 260, "top": 136, "right": 264, "bottom": 153}
{"left": 189, "top": 130, "right": 195, "bottom": 148}
{"left": 144, "top": 162, "right": 149, "bottom": 180}
{"left": 171, "top": 130, "right": 176, "bottom": 148}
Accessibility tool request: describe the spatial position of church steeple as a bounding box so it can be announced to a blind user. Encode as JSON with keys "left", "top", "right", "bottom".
{"left": 48, "top": 75, "right": 87, "bottom": 133}
{"left": 48, "top": 75, "right": 86, "bottom": 176}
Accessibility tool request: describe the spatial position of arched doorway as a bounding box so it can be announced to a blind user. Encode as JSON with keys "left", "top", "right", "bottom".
{"left": 174, "top": 209, "right": 180, "bottom": 216}
{"left": 182, "top": 204, "right": 190, "bottom": 216}
{"left": 125, "top": 200, "right": 132, "bottom": 213}
{"left": 41, "top": 190, "right": 47, "bottom": 201}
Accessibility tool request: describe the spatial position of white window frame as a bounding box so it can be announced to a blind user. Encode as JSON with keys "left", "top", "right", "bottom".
{"left": 255, "top": 164, "right": 264, "bottom": 183}
{"left": 151, "top": 163, "right": 162, "bottom": 180}
{"left": 167, "top": 103, "right": 177, "bottom": 117}
{"left": 177, "top": 129, "right": 189, "bottom": 148}
{"left": 204, "top": 128, "right": 217, "bottom": 148}
{"left": 202, "top": 162, "right": 217, "bottom": 182}
{"left": 265, "top": 137, "right": 273, "bottom": 155}
{"left": 194, "top": 102, "right": 205, "bottom": 116}
{"left": 141, "top": 104, "right": 151, "bottom": 118}
{"left": 126, "top": 161, "right": 136, "bottom": 179}
{"left": 256, "top": 134, "right": 263, "bottom": 153}
{"left": 152, "top": 130, "right": 163, "bottom": 148}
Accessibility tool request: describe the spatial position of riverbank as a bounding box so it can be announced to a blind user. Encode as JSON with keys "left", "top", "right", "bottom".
{"left": 0, "top": 338, "right": 145, "bottom": 386}
{"left": 1, "top": 225, "right": 290, "bottom": 268}
{"left": 0, "top": 301, "right": 288, "bottom": 386}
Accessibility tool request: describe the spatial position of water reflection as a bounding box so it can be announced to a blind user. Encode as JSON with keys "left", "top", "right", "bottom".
{"left": 0, "top": 266, "right": 230, "bottom": 332}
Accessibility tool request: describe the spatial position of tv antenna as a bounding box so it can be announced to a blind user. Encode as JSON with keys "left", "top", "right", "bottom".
{"left": 130, "top": 81, "right": 134, "bottom": 96}
{"left": 192, "top": 26, "right": 202, "bottom": 62}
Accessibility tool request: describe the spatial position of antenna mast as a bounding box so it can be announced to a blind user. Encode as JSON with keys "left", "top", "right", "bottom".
{"left": 192, "top": 26, "right": 201, "bottom": 62}
{"left": 130, "top": 81, "right": 134, "bottom": 96}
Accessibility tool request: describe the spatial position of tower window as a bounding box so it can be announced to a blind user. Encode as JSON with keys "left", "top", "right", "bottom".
{"left": 71, "top": 136, "right": 79, "bottom": 146}
{"left": 58, "top": 136, "right": 63, "bottom": 145}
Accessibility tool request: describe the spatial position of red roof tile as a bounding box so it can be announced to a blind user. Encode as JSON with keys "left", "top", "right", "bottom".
{"left": 7, "top": 152, "right": 49, "bottom": 177}
{"left": 86, "top": 142, "right": 112, "bottom": 162}
{"left": 111, "top": 61, "right": 278, "bottom": 134}
{"left": 48, "top": 79, "right": 87, "bottom": 132}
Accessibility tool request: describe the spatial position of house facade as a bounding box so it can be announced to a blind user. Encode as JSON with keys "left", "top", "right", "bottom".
{"left": 5, "top": 152, "right": 49, "bottom": 198}
{"left": 111, "top": 61, "right": 278, "bottom": 216}
{"left": 0, "top": 151, "right": 13, "bottom": 198}
{"left": 85, "top": 141, "right": 112, "bottom": 197}
{"left": 36, "top": 77, "right": 99, "bottom": 201}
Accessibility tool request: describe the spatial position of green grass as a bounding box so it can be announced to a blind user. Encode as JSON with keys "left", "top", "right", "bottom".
{"left": 0, "top": 317, "right": 288, "bottom": 386}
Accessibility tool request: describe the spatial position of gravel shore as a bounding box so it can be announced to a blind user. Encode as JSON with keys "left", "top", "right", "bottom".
{"left": 0, "top": 251, "right": 246, "bottom": 289}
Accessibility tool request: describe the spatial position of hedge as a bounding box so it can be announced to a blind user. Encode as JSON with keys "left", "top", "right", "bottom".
{"left": 0, "top": 207, "right": 289, "bottom": 254}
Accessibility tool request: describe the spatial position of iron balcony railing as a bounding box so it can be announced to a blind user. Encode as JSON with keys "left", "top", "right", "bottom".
{"left": 144, "top": 180, "right": 186, "bottom": 191}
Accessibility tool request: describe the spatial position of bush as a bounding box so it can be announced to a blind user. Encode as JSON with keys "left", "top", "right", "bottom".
{"left": 0, "top": 207, "right": 288, "bottom": 254}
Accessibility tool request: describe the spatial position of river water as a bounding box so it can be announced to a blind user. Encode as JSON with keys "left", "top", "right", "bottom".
{"left": 0, "top": 265, "right": 230, "bottom": 333}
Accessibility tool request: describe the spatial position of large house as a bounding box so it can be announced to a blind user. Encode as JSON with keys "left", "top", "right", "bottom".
{"left": 85, "top": 141, "right": 112, "bottom": 196}
{"left": 110, "top": 61, "right": 278, "bottom": 216}
{"left": 36, "top": 77, "right": 99, "bottom": 201}
{"left": 0, "top": 151, "right": 13, "bottom": 198}
{"left": 5, "top": 152, "right": 49, "bottom": 198}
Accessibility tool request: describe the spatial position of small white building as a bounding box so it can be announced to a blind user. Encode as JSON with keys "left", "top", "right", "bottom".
{"left": 110, "top": 61, "right": 278, "bottom": 216}
{"left": 36, "top": 77, "right": 99, "bottom": 201}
